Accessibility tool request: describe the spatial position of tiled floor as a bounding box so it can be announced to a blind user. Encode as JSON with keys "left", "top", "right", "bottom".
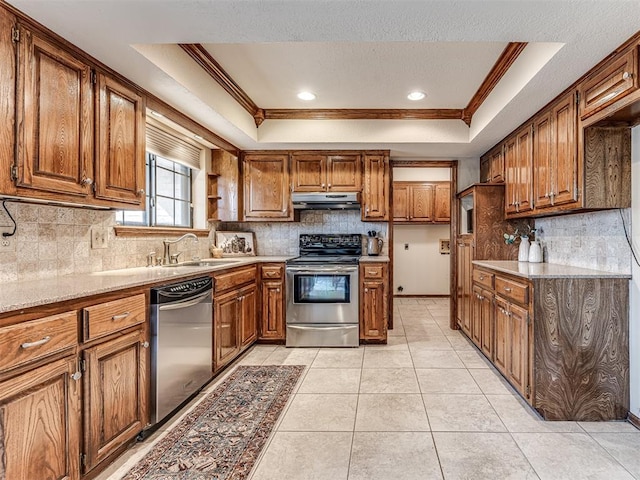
{"left": 101, "top": 297, "right": 640, "bottom": 480}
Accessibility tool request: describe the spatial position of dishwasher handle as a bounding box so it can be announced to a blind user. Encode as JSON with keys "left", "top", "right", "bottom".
{"left": 158, "top": 290, "right": 212, "bottom": 312}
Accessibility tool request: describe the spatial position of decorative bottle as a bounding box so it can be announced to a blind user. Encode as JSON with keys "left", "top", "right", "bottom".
{"left": 528, "top": 240, "right": 542, "bottom": 263}
{"left": 518, "top": 236, "right": 530, "bottom": 262}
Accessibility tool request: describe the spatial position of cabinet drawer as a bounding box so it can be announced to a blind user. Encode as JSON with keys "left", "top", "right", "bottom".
{"left": 495, "top": 276, "right": 529, "bottom": 305}
{"left": 473, "top": 269, "right": 494, "bottom": 289}
{"left": 261, "top": 264, "right": 283, "bottom": 280}
{"left": 214, "top": 265, "right": 257, "bottom": 293}
{"left": 0, "top": 311, "right": 78, "bottom": 371}
{"left": 362, "top": 264, "right": 385, "bottom": 279}
{"left": 83, "top": 294, "right": 146, "bottom": 341}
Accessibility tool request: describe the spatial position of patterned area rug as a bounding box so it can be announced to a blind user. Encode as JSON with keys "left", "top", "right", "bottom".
{"left": 122, "top": 365, "right": 305, "bottom": 480}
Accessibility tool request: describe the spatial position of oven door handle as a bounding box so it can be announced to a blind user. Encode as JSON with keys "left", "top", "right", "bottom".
{"left": 286, "top": 266, "right": 358, "bottom": 273}
{"left": 288, "top": 325, "right": 357, "bottom": 330}
{"left": 158, "top": 290, "right": 212, "bottom": 311}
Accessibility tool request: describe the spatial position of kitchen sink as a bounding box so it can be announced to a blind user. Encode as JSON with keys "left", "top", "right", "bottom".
{"left": 163, "top": 259, "right": 242, "bottom": 267}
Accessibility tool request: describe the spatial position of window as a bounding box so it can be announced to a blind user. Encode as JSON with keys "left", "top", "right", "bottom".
{"left": 116, "top": 152, "right": 193, "bottom": 228}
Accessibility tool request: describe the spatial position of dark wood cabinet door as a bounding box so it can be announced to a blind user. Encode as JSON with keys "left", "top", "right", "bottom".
{"left": 480, "top": 155, "right": 491, "bottom": 183}
{"left": 493, "top": 297, "right": 509, "bottom": 375}
{"left": 244, "top": 153, "right": 292, "bottom": 220}
{"left": 480, "top": 290, "right": 494, "bottom": 359}
{"left": 456, "top": 238, "right": 472, "bottom": 335}
{"left": 0, "top": 10, "right": 16, "bottom": 196}
{"left": 551, "top": 93, "right": 578, "bottom": 206}
{"left": 95, "top": 73, "right": 145, "bottom": 206}
{"left": 533, "top": 111, "right": 553, "bottom": 209}
{"left": 490, "top": 147, "right": 505, "bottom": 183}
{"left": 471, "top": 286, "right": 483, "bottom": 347}
{"left": 433, "top": 182, "right": 451, "bottom": 223}
{"left": 292, "top": 154, "right": 325, "bottom": 192}
{"left": 579, "top": 48, "right": 638, "bottom": 120}
{"left": 0, "top": 356, "right": 81, "bottom": 480}
{"left": 515, "top": 124, "right": 534, "bottom": 213}
{"left": 503, "top": 135, "right": 518, "bottom": 214}
{"left": 361, "top": 280, "right": 387, "bottom": 341}
{"left": 83, "top": 329, "right": 148, "bottom": 472}
{"left": 327, "top": 154, "right": 361, "bottom": 191}
{"left": 239, "top": 284, "right": 257, "bottom": 348}
{"left": 392, "top": 184, "right": 410, "bottom": 221}
{"left": 214, "top": 290, "right": 240, "bottom": 370}
{"left": 16, "top": 26, "right": 93, "bottom": 198}
{"left": 410, "top": 184, "right": 434, "bottom": 221}
{"left": 260, "top": 279, "right": 285, "bottom": 341}
{"left": 507, "top": 302, "right": 529, "bottom": 397}
{"left": 362, "top": 154, "right": 389, "bottom": 220}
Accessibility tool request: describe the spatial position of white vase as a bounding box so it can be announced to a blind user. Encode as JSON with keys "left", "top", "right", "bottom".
{"left": 529, "top": 240, "right": 542, "bottom": 263}
{"left": 518, "top": 236, "right": 530, "bottom": 262}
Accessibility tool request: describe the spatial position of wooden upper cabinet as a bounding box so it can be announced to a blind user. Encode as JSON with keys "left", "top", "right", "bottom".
{"left": 410, "top": 184, "right": 434, "bottom": 221}
{"left": 533, "top": 110, "right": 553, "bottom": 210}
{"left": 480, "top": 155, "right": 491, "bottom": 183}
{"left": 0, "top": 10, "right": 16, "bottom": 196}
{"left": 16, "top": 25, "right": 94, "bottom": 198}
{"left": 579, "top": 47, "right": 638, "bottom": 120}
{"left": 243, "top": 153, "right": 292, "bottom": 221}
{"left": 326, "top": 154, "right": 361, "bottom": 191}
{"left": 433, "top": 182, "right": 451, "bottom": 222}
{"left": 550, "top": 93, "right": 578, "bottom": 206}
{"left": 292, "top": 154, "right": 325, "bottom": 191}
{"left": 505, "top": 125, "right": 533, "bottom": 216}
{"left": 480, "top": 145, "right": 505, "bottom": 184}
{"left": 392, "top": 183, "right": 409, "bottom": 221}
{"left": 362, "top": 153, "right": 389, "bottom": 221}
{"left": 292, "top": 153, "right": 361, "bottom": 192}
{"left": 94, "top": 73, "right": 146, "bottom": 207}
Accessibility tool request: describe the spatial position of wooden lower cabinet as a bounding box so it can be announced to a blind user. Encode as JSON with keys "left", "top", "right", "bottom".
{"left": 0, "top": 356, "right": 82, "bottom": 480}
{"left": 259, "top": 264, "right": 285, "bottom": 342}
{"left": 239, "top": 284, "right": 257, "bottom": 348}
{"left": 359, "top": 263, "right": 388, "bottom": 343}
{"left": 493, "top": 295, "right": 529, "bottom": 397}
{"left": 82, "top": 329, "right": 148, "bottom": 472}
{"left": 456, "top": 237, "right": 472, "bottom": 336}
{"left": 214, "top": 289, "right": 241, "bottom": 371}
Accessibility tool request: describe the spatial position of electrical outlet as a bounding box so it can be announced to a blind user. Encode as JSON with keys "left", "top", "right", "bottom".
{"left": 404, "top": 243, "right": 409, "bottom": 250}
{"left": 91, "top": 227, "right": 108, "bottom": 249}
{"left": 0, "top": 237, "right": 15, "bottom": 252}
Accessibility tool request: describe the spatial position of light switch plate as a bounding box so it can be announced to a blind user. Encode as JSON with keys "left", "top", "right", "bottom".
{"left": 91, "top": 227, "right": 108, "bottom": 249}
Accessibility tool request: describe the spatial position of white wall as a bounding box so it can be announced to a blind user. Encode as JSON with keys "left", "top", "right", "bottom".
{"left": 630, "top": 126, "right": 640, "bottom": 419}
{"left": 394, "top": 167, "right": 450, "bottom": 181}
{"left": 393, "top": 224, "right": 450, "bottom": 295}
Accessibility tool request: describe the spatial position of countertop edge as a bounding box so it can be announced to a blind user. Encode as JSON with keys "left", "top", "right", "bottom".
{"left": 472, "top": 260, "right": 632, "bottom": 279}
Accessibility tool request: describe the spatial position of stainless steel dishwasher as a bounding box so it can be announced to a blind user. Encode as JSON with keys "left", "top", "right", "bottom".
{"left": 149, "top": 276, "right": 213, "bottom": 426}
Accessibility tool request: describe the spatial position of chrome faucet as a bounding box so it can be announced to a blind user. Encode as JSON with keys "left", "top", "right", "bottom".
{"left": 162, "top": 233, "right": 199, "bottom": 265}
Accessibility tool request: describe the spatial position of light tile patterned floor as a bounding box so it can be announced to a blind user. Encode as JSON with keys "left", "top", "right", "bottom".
{"left": 100, "top": 297, "right": 640, "bottom": 480}
{"left": 247, "top": 297, "right": 640, "bottom": 480}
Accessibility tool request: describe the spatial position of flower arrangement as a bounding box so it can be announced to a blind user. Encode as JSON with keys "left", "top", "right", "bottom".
{"left": 503, "top": 225, "right": 536, "bottom": 245}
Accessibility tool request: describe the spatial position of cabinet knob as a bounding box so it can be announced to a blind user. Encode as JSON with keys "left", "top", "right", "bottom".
{"left": 321, "top": 183, "right": 325, "bottom": 188}
{"left": 364, "top": 288, "right": 369, "bottom": 292}
{"left": 141, "top": 341, "right": 149, "bottom": 348}
{"left": 479, "top": 275, "right": 484, "bottom": 280}
{"left": 623, "top": 71, "right": 632, "bottom": 80}
{"left": 276, "top": 288, "right": 280, "bottom": 293}
{"left": 504, "top": 287, "right": 512, "bottom": 292}
{"left": 328, "top": 183, "right": 332, "bottom": 188}
{"left": 137, "top": 189, "right": 145, "bottom": 196}
{"left": 81, "top": 177, "right": 93, "bottom": 186}
{"left": 71, "top": 371, "right": 82, "bottom": 381}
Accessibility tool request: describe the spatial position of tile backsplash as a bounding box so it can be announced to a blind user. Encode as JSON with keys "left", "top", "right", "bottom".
{"left": 0, "top": 202, "right": 212, "bottom": 283}
{"left": 220, "top": 210, "right": 389, "bottom": 256}
{"left": 0, "top": 204, "right": 387, "bottom": 283}
{"left": 535, "top": 209, "right": 632, "bottom": 273}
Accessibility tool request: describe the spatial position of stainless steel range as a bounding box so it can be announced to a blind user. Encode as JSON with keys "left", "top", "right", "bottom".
{"left": 286, "top": 234, "right": 361, "bottom": 347}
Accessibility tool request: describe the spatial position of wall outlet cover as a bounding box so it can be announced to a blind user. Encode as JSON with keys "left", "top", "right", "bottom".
{"left": 0, "top": 236, "right": 15, "bottom": 252}
{"left": 91, "top": 227, "right": 108, "bottom": 249}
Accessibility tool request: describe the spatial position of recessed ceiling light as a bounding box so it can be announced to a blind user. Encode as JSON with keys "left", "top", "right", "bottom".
{"left": 407, "top": 91, "right": 426, "bottom": 101}
{"left": 297, "top": 91, "right": 317, "bottom": 101}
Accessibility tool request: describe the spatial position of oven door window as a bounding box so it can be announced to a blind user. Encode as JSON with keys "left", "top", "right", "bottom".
{"left": 293, "top": 273, "right": 350, "bottom": 304}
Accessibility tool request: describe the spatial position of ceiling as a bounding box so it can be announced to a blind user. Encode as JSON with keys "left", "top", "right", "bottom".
{"left": 7, "top": 0, "right": 640, "bottom": 159}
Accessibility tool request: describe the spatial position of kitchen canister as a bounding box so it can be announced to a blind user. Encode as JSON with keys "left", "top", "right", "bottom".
{"left": 528, "top": 240, "right": 543, "bottom": 263}
{"left": 518, "top": 236, "right": 530, "bottom": 262}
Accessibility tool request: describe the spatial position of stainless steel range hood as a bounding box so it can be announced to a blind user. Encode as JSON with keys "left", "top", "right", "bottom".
{"left": 291, "top": 192, "right": 360, "bottom": 210}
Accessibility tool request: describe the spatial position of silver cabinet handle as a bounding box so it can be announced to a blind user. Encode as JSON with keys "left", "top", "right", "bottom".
{"left": 21, "top": 336, "right": 51, "bottom": 349}
{"left": 112, "top": 312, "right": 130, "bottom": 321}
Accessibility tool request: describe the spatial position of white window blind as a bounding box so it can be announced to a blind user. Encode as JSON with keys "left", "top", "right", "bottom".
{"left": 145, "top": 123, "right": 201, "bottom": 170}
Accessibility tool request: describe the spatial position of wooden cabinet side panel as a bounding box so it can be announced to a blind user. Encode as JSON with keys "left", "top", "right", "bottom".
{"left": 0, "top": 356, "right": 81, "bottom": 480}
{"left": 583, "top": 126, "right": 631, "bottom": 209}
{"left": 533, "top": 278, "right": 629, "bottom": 420}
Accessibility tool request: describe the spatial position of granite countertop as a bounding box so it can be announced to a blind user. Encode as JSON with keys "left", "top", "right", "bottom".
{"left": 0, "top": 256, "right": 294, "bottom": 315}
{"left": 360, "top": 255, "right": 390, "bottom": 262}
{"left": 473, "top": 260, "right": 632, "bottom": 280}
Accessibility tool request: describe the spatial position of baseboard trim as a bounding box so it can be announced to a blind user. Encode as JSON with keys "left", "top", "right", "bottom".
{"left": 629, "top": 411, "right": 640, "bottom": 430}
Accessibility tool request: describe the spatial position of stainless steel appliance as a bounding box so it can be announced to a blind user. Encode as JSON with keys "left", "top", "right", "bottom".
{"left": 291, "top": 192, "right": 360, "bottom": 210}
{"left": 149, "top": 276, "right": 213, "bottom": 426}
{"left": 286, "top": 234, "right": 361, "bottom": 347}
